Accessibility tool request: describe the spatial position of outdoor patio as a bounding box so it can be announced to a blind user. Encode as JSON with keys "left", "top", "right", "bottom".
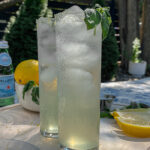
{"left": 0, "top": 0, "right": 150, "bottom": 150}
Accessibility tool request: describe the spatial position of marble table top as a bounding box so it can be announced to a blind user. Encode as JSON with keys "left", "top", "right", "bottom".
{"left": 100, "top": 78, "right": 150, "bottom": 110}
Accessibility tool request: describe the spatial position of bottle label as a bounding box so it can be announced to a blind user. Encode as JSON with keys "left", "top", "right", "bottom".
{"left": 0, "top": 75, "right": 15, "bottom": 98}
{"left": 0, "top": 96, "right": 14, "bottom": 106}
{"left": 0, "top": 52, "right": 12, "bottom": 66}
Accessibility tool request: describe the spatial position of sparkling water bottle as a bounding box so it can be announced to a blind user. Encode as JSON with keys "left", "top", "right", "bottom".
{"left": 0, "top": 41, "right": 15, "bottom": 106}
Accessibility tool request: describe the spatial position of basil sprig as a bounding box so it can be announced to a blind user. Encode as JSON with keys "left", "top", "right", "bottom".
{"left": 23, "top": 80, "right": 39, "bottom": 105}
{"left": 31, "top": 86, "right": 39, "bottom": 105}
{"left": 84, "top": 4, "right": 112, "bottom": 40}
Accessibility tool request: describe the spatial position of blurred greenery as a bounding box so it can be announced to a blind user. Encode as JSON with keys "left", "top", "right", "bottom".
{"left": 3, "top": 0, "right": 52, "bottom": 69}
{"left": 139, "top": 0, "right": 144, "bottom": 18}
{"left": 100, "top": 111, "right": 113, "bottom": 118}
{"left": 3, "top": 0, "right": 119, "bottom": 81}
{"left": 102, "top": 25, "right": 119, "bottom": 81}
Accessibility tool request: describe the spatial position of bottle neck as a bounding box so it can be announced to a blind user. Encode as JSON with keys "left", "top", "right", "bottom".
{"left": 0, "top": 48, "right": 13, "bottom": 75}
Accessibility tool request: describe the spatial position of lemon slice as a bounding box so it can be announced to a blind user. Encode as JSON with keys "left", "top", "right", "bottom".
{"left": 112, "top": 108, "right": 150, "bottom": 138}
{"left": 111, "top": 108, "right": 150, "bottom": 119}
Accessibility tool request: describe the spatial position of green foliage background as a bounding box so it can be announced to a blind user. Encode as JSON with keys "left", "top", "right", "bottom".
{"left": 4, "top": 0, "right": 119, "bottom": 81}
{"left": 92, "top": 0, "right": 119, "bottom": 81}
{"left": 4, "top": 0, "right": 52, "bottom": 68}
{"left": 102, "top": 24, "right": 119, "bottom": 81}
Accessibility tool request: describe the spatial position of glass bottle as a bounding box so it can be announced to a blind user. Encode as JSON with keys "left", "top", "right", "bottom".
{"left": 0, "top": 41, "right": 15, "bottom": 106}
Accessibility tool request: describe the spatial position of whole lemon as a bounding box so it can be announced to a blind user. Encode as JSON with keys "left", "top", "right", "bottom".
{"left": 14, "top": 60, "right": 39, "bottom": 85}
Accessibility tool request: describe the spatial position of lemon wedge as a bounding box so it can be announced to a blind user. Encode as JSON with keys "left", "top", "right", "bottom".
{"left": 112, "top": 108, "right": 150, "bottom": 138}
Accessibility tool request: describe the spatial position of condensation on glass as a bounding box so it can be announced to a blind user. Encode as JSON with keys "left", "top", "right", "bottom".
{"left": 37, "top": 17, "right": 58, "bottom": 138}
{"left": 56, "top": 6, "right": 102, "bottom": 150}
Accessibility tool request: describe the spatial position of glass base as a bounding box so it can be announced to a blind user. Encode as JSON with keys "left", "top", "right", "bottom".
{"left": 60, "top": 144, "right": 99, "bottom": 150}
{"left": 40, "top": 130, "right": 58, "bottom": 138}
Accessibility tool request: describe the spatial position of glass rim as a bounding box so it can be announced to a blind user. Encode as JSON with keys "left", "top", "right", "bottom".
{"left": 36, "top": 17, "right": 55, "bottom": 24}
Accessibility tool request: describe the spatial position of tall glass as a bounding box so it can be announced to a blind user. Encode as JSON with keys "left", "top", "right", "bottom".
{"left": 37, "top": 18, "right": 58, "bottom": 138}
{"left": 56, "top": 6, "right": 102, "bottom": 150}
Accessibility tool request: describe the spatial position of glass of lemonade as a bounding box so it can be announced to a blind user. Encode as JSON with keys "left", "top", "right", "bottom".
{"left": 55, "top": 6, "right": 102, "bottom": 150}
{"left": 37, "top": 18, "right": 58, "bottom": 138}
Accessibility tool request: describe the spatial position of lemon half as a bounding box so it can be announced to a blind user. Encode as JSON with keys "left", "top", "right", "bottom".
{"left": 15, "top": 59, "right": 39, "bottom": 85}
{"left": 112, "top": 108, "right": 150, "bottom": 138}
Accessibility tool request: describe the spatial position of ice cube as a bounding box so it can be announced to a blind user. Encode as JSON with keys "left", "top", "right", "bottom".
{"left": 37, "top": 17, "right": 53, "bottom": 40}
{"left": 64, "top": 5, "right": 84, "bottom": 16}
{"left": 37, "top": 17, "right": 56, "bottom": 65}
{"left": 57, "top": 42, "right": 101, "bottom": 73}
{"left": 39, "top": 53, "right": 57, "bottom": 66}
{"left": 59, "top": 68, "right": 99, "bottom": 102}
{"left": 40, "top": 67, "right": 57, "bottom": 82}
{"left": 55, "top": 5, "right": 102, "bottom": 76}
{"left": 55, "top": 5, "right": 102, "bottom": 49}
{"left": 55, "top": 5, "right": 85, "bottom": 23}
{"left": 55, "top": 5, "right": 85, "bottom": 39}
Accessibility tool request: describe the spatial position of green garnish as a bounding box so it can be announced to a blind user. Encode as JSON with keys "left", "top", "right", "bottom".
{"left": 23, "top": 81, "right": 35, "bottom": 99}
{"left": 100, "top": 111, "right": 113, "bottom": 118}
{"left": 84, "top": 4, "right": 112, "bottom": 40}
{"left": 23, "top": 80, "right": 39, "bottom": 105}
{"left": 31, "top": 86, "right": 39, "bottom": 105}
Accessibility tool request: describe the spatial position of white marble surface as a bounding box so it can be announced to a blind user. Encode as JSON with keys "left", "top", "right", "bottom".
{"left": 100, "top": 78, "right": 150, "bottom": 110}
{"left": 0, "top": 105, "right": 150, "bottom": 150}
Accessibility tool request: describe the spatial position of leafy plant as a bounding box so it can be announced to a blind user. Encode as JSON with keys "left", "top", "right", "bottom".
{"left": 3, "top": 0, "right": 52, "bottom": 69}
{"left": 23, "top": 81, "right": 39, "bottom": 105}
{"left": 84, "top": 4, "right": 112, "bottom": 40}
{"left": 131, "top": 38, "right": 142, "bottom": 63}
{"left": 126, "top": 102, "right": 149, "bottom": 109}
{"left": 102, "top": 25, "right": 119, "bottom": 81}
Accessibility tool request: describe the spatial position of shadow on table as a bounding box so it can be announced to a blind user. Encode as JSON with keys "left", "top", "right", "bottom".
{"left": 107, "top": 119, "right": 150, "bottom": 143}
{"left": 113, "top": 129, "right": 150, "bottom": 143}
{"left": 0, "top": 139, "right": 40, "bottom": 150}
{"left": 0, "top": 105, "right": 39, "bottom": 126}
{"left": 26, "top": 132, "right": 60, "bottom": 150}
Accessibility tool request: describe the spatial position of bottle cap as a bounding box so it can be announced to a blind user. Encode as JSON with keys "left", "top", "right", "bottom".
{"left": 0, "top": 41, "right": 9, "bottom": 49}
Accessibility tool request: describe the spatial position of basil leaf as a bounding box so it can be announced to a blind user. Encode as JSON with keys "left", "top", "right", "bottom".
{"left": 96, "top": 7, "right": 112, "bottom": 40}
{"left": 84, "top": 4, "right": 112, "bottom": 40}
{"left": 31, "top": 86, "right": 39, "bottom": 105}
{"left": 23, "top": 81, "right": 35, "bottom": 99}
{"left": 84, "top": 8, "right": 101, "bottom": 30}
{"left": 101, "top": 11, "right": 111, "bottom": 40}
{"left": 94, "top": 4, "right": 102, "bottom": 9}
